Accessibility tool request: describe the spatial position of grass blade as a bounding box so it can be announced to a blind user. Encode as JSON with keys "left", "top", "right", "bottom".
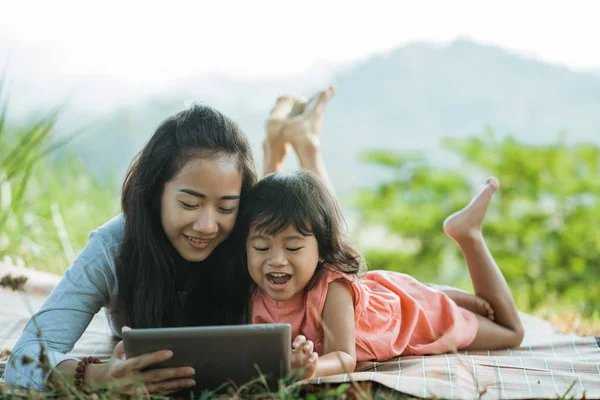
{"left": 8, "top": 160, "right": 34, "bottom": 214}
{"left": 2, "top": 108, "right": 60, "bottom": 170}
{"left": 4, "top": 118, "right": 55, "bottom": 180}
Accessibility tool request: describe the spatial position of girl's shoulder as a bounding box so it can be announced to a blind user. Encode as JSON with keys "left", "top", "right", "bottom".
{"left": 321, "top": 266, "right": 357, "bottom": 285}
{"left": 319, "top": 267, "right": 360, "bottom": 305}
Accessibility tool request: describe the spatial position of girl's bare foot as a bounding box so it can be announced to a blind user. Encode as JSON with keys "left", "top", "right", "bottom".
{"left": 288, "top": 96, "right": 308, "bottom": 119}
{"left": 265, "top": 95, "right": 308, "bottom": 137}
{"left": 263, "top": 95, "right": 307, "bottom": 175}
{"left": 443, "top": 177, "right": 499, "bottom": 244}
{"left": 282, "top": 85, "right": 335, "bottom": 157}
{"left": 264, "top": 96, "right": 295, "bottom": 161}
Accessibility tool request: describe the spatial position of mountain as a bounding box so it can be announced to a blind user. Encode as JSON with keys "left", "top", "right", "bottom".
{"left": 317, "top": 39, "right": 600, "bottom": 190}
{"left": 6, "top": 39, "right": 600, "bottom": 194}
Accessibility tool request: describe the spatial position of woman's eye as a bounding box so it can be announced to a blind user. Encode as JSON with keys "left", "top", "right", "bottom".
{"left": 287, "top": 247, "right": 303, "bottom": 252}
{"left": 253, "top": 246, "right": 268, "bottom": 252}
{"left": 219, "top": 207, "right": 237, "bottom": 214}
{"left": 180, "top": 201, "right": 198, "bottom": 209}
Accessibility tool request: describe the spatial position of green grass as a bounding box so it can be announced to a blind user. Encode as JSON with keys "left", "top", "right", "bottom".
{"left": 0, "top": 73, "right": 120, "bottom": 275}
{"left": 0, "top": 154, "right": 120, "bottom": 275}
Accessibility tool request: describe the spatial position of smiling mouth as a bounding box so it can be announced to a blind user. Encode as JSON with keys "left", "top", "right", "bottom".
{"left": 184, "top": 235, "right": 212, "bottom": 249}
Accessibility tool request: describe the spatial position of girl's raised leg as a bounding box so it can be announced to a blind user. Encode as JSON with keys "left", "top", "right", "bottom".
{"left": 443, "top": 177, "right": 524, "bottom": 349}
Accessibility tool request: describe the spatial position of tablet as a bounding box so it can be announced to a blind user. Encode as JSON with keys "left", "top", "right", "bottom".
{"left": 122, "top": 324, "right": 291, "bottom": 391}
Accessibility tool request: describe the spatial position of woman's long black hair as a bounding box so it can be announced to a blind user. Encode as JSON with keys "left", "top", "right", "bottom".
{"left": 116, "top": 104, "right": 256, "bottom": 328}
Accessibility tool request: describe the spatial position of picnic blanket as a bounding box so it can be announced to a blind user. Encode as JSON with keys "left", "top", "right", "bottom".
{"left": 1, "top": 268, "right": 599, "bottom": 399}
{"left": 316, "top": 319, "right": 600, "bottom": 399}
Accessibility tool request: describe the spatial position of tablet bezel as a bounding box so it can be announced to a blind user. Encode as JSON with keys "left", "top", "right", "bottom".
{"left": 122, "top": 323, "right": 291, "bottom": 391}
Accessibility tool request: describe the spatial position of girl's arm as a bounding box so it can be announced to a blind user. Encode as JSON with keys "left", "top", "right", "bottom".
{"left": 314, "top": 278, "right": 357, "bottom": 377}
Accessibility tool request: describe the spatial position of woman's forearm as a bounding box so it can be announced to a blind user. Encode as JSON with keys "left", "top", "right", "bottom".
{"left": 50, "top": 359, "right": 77, "bottom": 387}
{"left": 4, "top": 228, "right": 114, "bottom": 389}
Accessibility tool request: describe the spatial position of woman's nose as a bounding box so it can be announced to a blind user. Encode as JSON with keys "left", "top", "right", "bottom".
{"left": 193, "top": 207, "right": 218, "bottom": 235}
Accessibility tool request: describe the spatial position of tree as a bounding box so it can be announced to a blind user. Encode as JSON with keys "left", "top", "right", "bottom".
{"left": 353, "top": 131, "right": 600, "bottom": 314}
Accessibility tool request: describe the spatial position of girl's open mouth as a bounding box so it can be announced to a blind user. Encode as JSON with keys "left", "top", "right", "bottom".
{"left": 266, "top": 272, "right": 291, "bottom": 290}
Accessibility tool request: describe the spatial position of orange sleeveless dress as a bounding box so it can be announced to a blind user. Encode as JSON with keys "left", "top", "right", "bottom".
{"left": 251, "top": 270, "right": 478, "bottom": 361}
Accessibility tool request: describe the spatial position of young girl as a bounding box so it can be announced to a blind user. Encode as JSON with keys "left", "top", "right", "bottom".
{"left": 240, "top": 171, "right": 524, "bottom": 379}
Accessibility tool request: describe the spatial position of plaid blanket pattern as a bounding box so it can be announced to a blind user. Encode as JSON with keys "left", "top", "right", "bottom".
{"left": 1, "top": 289, "right": 599, "bottom": 399}
{"left": 313, "top": 336, "right": 600, "bottom": 399}
{"left": 0, "top": 290, "right": 116, "bottom": 376}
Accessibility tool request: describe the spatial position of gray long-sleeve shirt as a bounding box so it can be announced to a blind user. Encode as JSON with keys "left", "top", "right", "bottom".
{"left": 3, "top": 215, "right": 127, "bottom": 390}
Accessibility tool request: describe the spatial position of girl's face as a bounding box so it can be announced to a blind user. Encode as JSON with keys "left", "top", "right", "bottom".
{"left": 246, "top": 224, "right": 320, "bottom": 302}
{"left": 161, "top": 155, "right": 243, "bottom": 262}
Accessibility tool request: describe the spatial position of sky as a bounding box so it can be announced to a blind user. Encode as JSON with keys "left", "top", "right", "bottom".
{"left": 1, "top": 0, "right": 599, "bottom": 90}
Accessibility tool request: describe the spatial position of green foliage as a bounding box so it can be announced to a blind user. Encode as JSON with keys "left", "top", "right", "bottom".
{"left": 0, "top": 74, "right": 120, "bottom": 275}
{"left": 353, "top": 131, "right": 600, "bottom": 314}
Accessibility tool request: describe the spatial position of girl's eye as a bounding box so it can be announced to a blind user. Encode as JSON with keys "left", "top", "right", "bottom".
{"left": 219, "top": 207, "right": 237, "bottom": 214}
{"left": 287, "top": 247, "right": 303, "bottom": 252}
{"left": 180, "top": 201, "right": 198, "bottom": 209}
{"left": 253, "top": 246, "right": 268, "bottom": 252}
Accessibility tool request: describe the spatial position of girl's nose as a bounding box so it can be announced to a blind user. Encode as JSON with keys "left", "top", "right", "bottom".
{"left": 268, "top": 249, "right": 288, "bottom": 267}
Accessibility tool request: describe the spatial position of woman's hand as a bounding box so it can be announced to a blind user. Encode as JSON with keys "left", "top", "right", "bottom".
{"left": 290, "top": 335, "right": 318, "bottom": 380}
{"left": 87, "top": 328, "right": 195, "bottom": 396}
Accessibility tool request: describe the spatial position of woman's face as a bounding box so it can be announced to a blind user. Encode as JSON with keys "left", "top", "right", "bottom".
{"left": 161, "top": 154, "right": 243, "bottom": 262}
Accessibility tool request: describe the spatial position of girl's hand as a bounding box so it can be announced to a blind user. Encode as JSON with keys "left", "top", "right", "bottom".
{"left": 87, "top": 327, "right": 196, "bottom": 395}
{"left": 291, "top": 335, "right": 318, "bottom": 380}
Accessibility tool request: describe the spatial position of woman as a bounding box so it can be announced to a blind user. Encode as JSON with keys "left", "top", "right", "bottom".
{"left": 4, "top": 87, "right": 336, "bottom": 395}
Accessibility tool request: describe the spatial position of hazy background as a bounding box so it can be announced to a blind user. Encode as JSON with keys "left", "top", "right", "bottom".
{"left": 2, "top": 0, "right": 600, "bottom": 193}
